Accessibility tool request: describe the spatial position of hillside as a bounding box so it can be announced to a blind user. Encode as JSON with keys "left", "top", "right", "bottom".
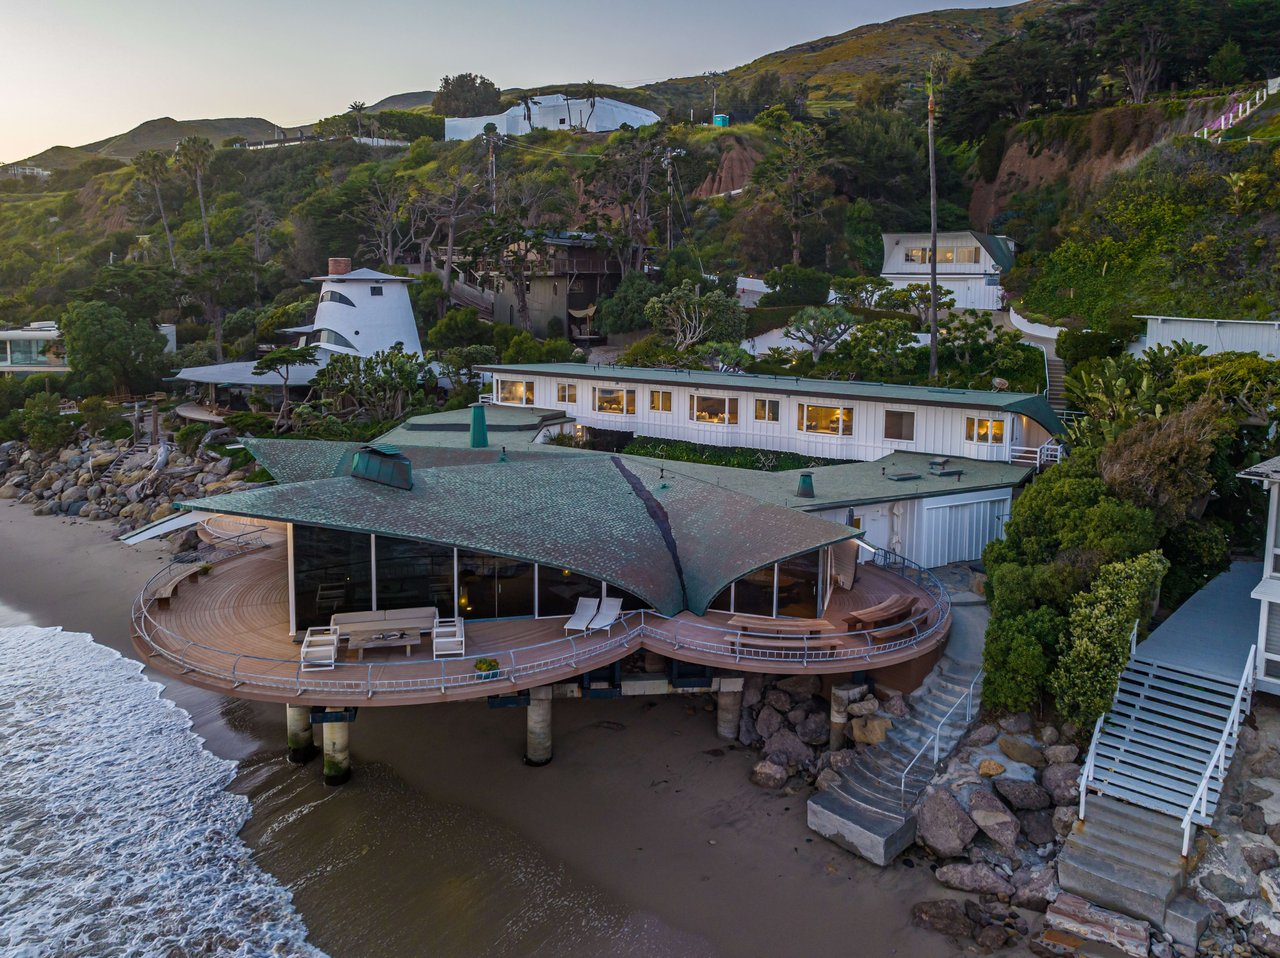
{"left": 14, "top": 144, "right": 101, "bottom": 170}
{"left": 367, "top": 91, "right": 435, "bottom": 112}
{"left": 77, "top": 116, "right": 282, "bottom": 159}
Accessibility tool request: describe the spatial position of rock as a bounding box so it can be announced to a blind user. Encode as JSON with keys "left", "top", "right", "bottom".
{"left": 1044, "top": 744, "right": 1080, "bottom": 765}
{"left": 1198, "top": 872, "right": 1252, "bottom": 905}
{"left": 916, "top": 788, "right": 978, "bottom": 858}
{"left": 750, "top": 760, "right": 788, "bottom": 789}
{"left": 979, "top": 759, "right": 1007, "bottom": 778}
{"left": 1039, "top": 725, "right": 1061, "bottom": 746}
{"left": 1046, "top": 893, "right": 1150, "bottom": 958}
{"left": 975, "top": 923, "right": 1013, "bottom": 950}
{"left": 1237, "top": 725, "right": 1260, "bottom": 755}
{"left": 998, "top": 735, "right": 1046, "bottom": 768}
{"left": 846, "top": 697, "right": 879, "bottom": 717}
{"left": 775, "top": 675, "right": 820, "bottom": 699}
{"left": 1012, "top": 864, "right": 1058, "bottom": 911}
{"left": 1270, "top": 821, "right": 1280, "bottom": 845}
{"left": 785, "top": 706, "right": 807, "bottom": 725}
{"left": 1030, "top": 929, "right": 1086, "bottom": 957}
{"left": 1258, "top": 867, "right": 1280, "bottom": 911}
{"left": 1242, "top": 782, "right": 1274, "bottom": 804}
{"left": 848, "top": 715, "right": 893, "bottom": 746}
{"left": 882, "top": 694, "right": 909, "bottom": 718}
{"left": 32, "top": 502, "right": 55, "bottom": 517}
{"left": 995, "top": 778, "right": 1052, "bottom": 810}
{"left": 741, "top": 674, "right": 764, "bottom": 710}
{"left": 1052, "top": 805, "right": 1078, "bottom": 837}
{"left": 1244, "top": 844, "right": 1280, "bottom": 874}
{"left": 1241, "top": 803, "right": 1267, "bottom": 835}
{"left": 738, "top": 711, "right": 762, "bottom": 747}
{"left": 762, "top": 728, "right": 813, "bottom": 768}
{"left": 935, "top": 862, "right": 1015, "bottom": 896}
{"left": 911, "top": 899, "right": 974, "bottom": 938}
{"left": 966, "top": 724, "right": 999, "bottom": 747}
{"left": 968, "top": 788, "right": 1021, "bottom": 850}
{"left": 814, "top": 768, "right": 841, "bottom": 791}
{"left": 755, "top": 705, "right": 783, "bottom": 740}
{"left": 828, "top": 748, "right": 857, "bottom": 771}
{"left": 1041, "top": 763, "right": 1081, "bottom": 806}
{"left": 763, "top": 689, "right": 792, "bottom": 712}
{"left": 1249, "top": 925, "right": 1280, "bottom": 958}
{"left": 1019, "top": 809, "right": 1057, "bottom": 846}
{"left": 999, "top": 712, "right": 1033, "bottom": 734}
{"left": 794, "top": 712, "right": 830, "bottom": 746}
{"left": 0, "top": 485, "right": 17, "bottom": 500}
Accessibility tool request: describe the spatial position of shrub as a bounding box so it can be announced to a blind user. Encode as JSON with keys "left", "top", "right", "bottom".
{"left": 21, "top": 393, "right": 76, "bottom": 451}
{"left": 223, "top": 411, "right": 276, "bottom": 436}
{"left": 77, "top": 396, "right": 118, "bottom": 437}
{"left": 758, "top": 264, "right": 830, "bottom": 307}
{"left": 175, "top": 421, "right": 209, "bottom": 455}
{"left": 983, "top": 623, "right": 1052, "bottom": 714}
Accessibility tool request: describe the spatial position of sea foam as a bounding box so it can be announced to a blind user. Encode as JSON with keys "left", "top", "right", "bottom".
{"left": 0, "top": 626, "right": 326, "bottom": 957}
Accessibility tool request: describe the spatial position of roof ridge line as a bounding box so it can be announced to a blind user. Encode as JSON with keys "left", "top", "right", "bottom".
{"left": 610, "top": 456, "right": 688, "bottom": 610}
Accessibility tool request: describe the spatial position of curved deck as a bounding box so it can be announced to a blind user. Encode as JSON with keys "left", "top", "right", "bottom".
{"left": 133, "top": 548, "right": 950, "bottom": 707}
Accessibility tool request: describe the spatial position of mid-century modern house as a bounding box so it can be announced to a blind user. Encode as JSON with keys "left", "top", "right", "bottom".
{"left": 478, "top": 363, "right": 1063, "bottom": 468}
{"left": 489, "top": 233, "right": 626, "bottom": 338}
{"left": 0, "top": 320, "right": 177, "bottom": 377}
{"left": 174, "top": 257, "right": 422, "bottom": 393}
{"left": 880, "top": 231, "right": 1015, "bottom": 311}
{"left": 444, "top": 96, "right": 660, "bottom": 140}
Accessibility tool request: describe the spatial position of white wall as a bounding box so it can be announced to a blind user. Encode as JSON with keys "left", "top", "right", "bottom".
{"left": 494, "top": 372, "right": 1029, "bottom": 463}
{"left": 445, "top": 97, "right": 660, "bottom": 140}
{"left": 311, "top": 279, "right": 422, "bottom": 356}
{"left": 1139, "top": 315, "right": 1280, "bottom": 358}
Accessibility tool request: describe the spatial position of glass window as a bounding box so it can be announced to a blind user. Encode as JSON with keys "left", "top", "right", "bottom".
{"left": 319, "top": 290, "right": 356, "bottom": 307}
{"left": 498, "top": 379, "right": 535, "bottom": 405}
{"left": 734, "top": 565, "right": 776, "bottom": 616}
{"left": 370, "top": 286, "right": 384, "bottom": 296}
{"left": 689, "top": 395, "right": 738, "bottom": 425}
{"left": 884, "top": 410, "right": 915, "bottom": 441}
{"left": 537, "top": 566, "right": 601, "bottom": 618}
{"left": 797, "top": 404, "right": 852, "bottom": 435}
{"left": 557, "top": 383, "right": 576, "bottom": 403}
{"left": 292, "top": 525, "right": 373, "bottom": 630}
{"left": 846, "top": 510, "right": 863, "bottom": 531}
{"left": 904, "top": 247, "right": 926, "bottom": 264}
{"left": 7, "top": 339, "right": 49, "bottom": 365}
{"left": 957, "top": 246, "right": 982, "bottom": 264}
{"left": 935, "top": 247, "right": 956, "bottom": 264}
{"left": 708, "top": 584, "right": 733, "bottom": 613}
{"left": 605, "top": 585, "right": 648, "bottom": 612}
{"left": 374, "top": 536, "right": 455, "bottom": 618}
{"left": 965, "top": 416, "right": 1006, "bottom": 444}
{"left": 456, "top": 550, "right": 535, "bottom": 619}
{"left": 777, "top": 551, "right": 820, "bottom": 618}
{"left": 754, "top": 398, "right": 780, "bottom": 422}
{"left": 649, "top": 389, "right": 672, "bottom": 412}
{"left": 593, "top": 387, "right": 635, "bottom": 415}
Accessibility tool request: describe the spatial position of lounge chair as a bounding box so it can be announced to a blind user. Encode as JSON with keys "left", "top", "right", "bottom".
{"left": 432, "top": 617, "right": 466, "bottom": 658}
{"left": 563, "top": 597, "right": 600, "bottom": 633}
{"left": 300, "top": 626, "right": 339, "bottom": 671}
{"left": 586, "top": 597, "right": 623, "bottom": 632}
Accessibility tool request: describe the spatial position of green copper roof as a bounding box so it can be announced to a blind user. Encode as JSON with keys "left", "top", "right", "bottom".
{"left": 183, "top": 455, "right": 854, "bottom": 616}
{"left": 478, "top": 363, "right": 1064, "bottom": 433}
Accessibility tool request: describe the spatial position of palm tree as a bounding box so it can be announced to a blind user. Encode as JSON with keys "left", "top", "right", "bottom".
{"left": 349, "top": 101, "right": 367, "bottom": 137}
{"left": 175, "top": 136, "right": 214, "bottom": 252}
{"left": 926, "top": 68, "right": 939, "bottom": 381}
{"left": 519, "top": 95, "right": 537, "bottom": 132}
{"left": 584, "top": 79, "right": 598, "bottom": 128}
{"left": 133, "top": 150, "right": 176, "bottom": 268}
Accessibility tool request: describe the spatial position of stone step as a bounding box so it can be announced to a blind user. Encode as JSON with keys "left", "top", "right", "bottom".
{"left": 1082, "top": 795, "right": 1189, "bottom": 846}
{"left": 808, "top": 789, "right": 915, "bottom": 867}
{"left": 1057, "top": 838, "right": 1183, "bottom": 927}
{"left": 1068, "top": 816, "right": 1185, "bottom": 879}
{"left": 829, "top": 768, "right": 913, "bottom": 818}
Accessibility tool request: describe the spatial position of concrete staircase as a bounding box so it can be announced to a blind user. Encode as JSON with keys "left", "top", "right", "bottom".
{"left": 807, "top": 653, "right": 983, "bottom": 865}
{"left": 1045, "top": 355, "right": 1068, "bottom": 412}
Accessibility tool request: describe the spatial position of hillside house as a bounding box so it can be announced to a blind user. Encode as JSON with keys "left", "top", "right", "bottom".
{"left": 491, "top": 233, "right": 625, "bottom": 338}
{"left": 880, "top": 231, "right": 1014, "bottom": 312}
{"left": 0, "top": 320, "right": 176, "bottom": 378}
{"left": 445, "top": 96, "right": 660, "bottom": 140}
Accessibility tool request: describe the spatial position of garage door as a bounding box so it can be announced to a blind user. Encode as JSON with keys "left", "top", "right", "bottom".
{"left": 922, "top": 498, "right": 1006, "bottom": 568}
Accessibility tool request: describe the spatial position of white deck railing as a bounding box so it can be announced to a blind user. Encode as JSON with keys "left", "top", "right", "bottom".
{"left": 132, "top": 547, "right": 953, "bottom": 699}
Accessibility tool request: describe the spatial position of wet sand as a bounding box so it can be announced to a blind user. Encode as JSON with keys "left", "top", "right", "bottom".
{"left": 0, "top": 503, "right": 959, "bottom": 957}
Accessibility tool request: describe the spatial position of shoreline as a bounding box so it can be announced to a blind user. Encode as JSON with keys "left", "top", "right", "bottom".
{"left": 0, "top": 502, "right": 959, "bottom": 957}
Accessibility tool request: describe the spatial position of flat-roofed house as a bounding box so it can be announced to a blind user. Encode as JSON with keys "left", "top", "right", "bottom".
{"left": 880, "top": 231, "right": 1015, "bottom": 311}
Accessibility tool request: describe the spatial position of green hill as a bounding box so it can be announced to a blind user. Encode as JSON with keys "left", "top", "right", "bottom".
{"left": 78, "top": 116, "right": 282, "bottom": 159}
{"left": 13, "top": 144, "right": 101, "bottom": 170}
{"left": 367, "top": 91, "right": 435, "bottom": 112}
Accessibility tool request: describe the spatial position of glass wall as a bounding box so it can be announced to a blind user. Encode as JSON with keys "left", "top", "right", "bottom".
{"left": 293, "top": 525, "right": 373, "bottom": 630}
{"left": 374, "top": 536, "right": 455, "bottom": 616}
{"left": 537, "top": 566, "right": 600, "bottom": 617}
{"left": 776, "top": 551, "right": 820, "bottom": 618}
{"left": 2, "top": 338, "right": 52, "bottom": 366}
{"left": 734, "top": 565, "right": 777, "bottom": 616}
{"left": 457, "top": 550, "right": 536, "bottom": 619}
{"left": 707, "top": 548, "right": 827, "bottom": 619}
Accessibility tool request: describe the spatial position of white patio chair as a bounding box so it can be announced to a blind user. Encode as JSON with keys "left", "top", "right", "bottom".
{"left": 586, "top": 597, "right": 623, "bottom": 632}
{"left": 562, "top": 597, "right": 600, "bottom": 633}
{"left": 432, "top": 617, "right": 466, "bottom": 658}
{"left": 300, "top": 626, "right": 339, "bottom": 671}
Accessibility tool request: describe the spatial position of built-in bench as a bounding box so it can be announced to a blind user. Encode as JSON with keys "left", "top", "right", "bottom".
{"left": 154, "top": 565, "right": 203, "bottom": 610}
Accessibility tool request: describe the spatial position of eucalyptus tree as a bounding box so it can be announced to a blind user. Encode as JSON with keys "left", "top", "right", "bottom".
{"left": 175, "top": 135, "right": 214, "bottom": 252}
{"left": 133, "top": 150, "right": 177, "bottom": 268}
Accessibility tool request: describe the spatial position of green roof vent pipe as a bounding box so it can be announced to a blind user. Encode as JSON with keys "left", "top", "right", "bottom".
{"left": 796, "top": 471, "right": 815, "bottom": 499}
{"left": 469, "top": 402, "right": 488, "bottom": 449}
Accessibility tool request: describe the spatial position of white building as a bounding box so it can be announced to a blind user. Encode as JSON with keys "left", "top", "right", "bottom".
{"left": 1240, "top": 456, "right": 1280, "bottom": 696}
{"left": 880, "top": 231, "right": 1015, "bottom": 312}
{"left": 176, "top": 258, "right": 422, "bottom": 389}
{"left": 444, "top": 96, "right": 660, "bottom": 141}
{"left": 479, "top": 363, "right": 1063, "bottom": 469}
{"left": 0, "top": 320, "right": 176, "bottom": 377}
{"left": 1133, "top": 314, "right": 1280, "bottom": 358}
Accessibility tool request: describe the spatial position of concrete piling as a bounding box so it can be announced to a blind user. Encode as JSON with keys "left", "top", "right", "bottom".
{"left": 525, "top": 686, "right": 553, "bottom": 766}
{"left": 829, "top": 682, "right": 861, "bottom": 751}
{"left": 322, "top": 707, "right": 351, "bottom": 786}
{"left": 286, "top": 704, "right": 316, "bottom": 764}
{"left": 716, "top": 679, "right": 744, "bottom": 741}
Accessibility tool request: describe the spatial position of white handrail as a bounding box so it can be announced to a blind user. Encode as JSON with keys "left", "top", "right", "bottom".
{"left": 1078, "top": 714, "right": 1104, "bottom": 820}
{"left": 899, "top": 668, "right": 984, "bottom": 807}
{"left": 1178, "top": 646, "right": 1256, "bottom": 857}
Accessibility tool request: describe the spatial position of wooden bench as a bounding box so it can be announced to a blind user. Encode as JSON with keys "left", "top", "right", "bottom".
{"left": 154, "top": 566, "right": 202, "bottom": 610}
{"left": 843, "top": 594, "right": 916, "bottom": 631}
{"left": 725, "top": 613, "right": 838, "bottom": 636}
{"left": 866, "top": 602, "right": 930, "bottom": 644}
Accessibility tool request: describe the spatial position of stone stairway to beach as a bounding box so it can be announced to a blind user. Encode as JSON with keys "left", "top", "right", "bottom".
{"left": 808, "top": 651, "right": 984, "bottom": 865}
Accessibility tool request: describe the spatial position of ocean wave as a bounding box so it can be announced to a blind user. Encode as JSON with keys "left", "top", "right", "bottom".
{"left": 0, "top": 626, "right": 326, "bottom": 958}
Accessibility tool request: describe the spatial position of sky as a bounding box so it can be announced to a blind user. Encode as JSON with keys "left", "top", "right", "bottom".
{"left": 0, "top": 0, "right": 1021, "bottom": 162}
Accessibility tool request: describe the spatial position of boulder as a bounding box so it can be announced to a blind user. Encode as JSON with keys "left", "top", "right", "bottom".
{"left": 1242, "top": 803, "right": 1267, "bottom": 835}
{"left": 775, "top": 674, "right": 820, "bottom": 699}
{"left": 999, "top": 712, "right": 1033, "bottom": 734}
{"left": 1257, "top": 867, "right": 1280, "bottom": 910}
{"left": 738, "top": 712, "right": 762, "bottom": 748}
{"left": 1052, "top": 805, "right": 1078, "bottom": 838}
{"left": 911, "top": 899, "right": 974, "bottom": 938}
{"left": 995, "top": 778, "right": 1052, "bottom": 810}
{"left": 1244, "top": 844, "right": 1280, "bottom": 874}
{"left": 1045, "top": 893, "right": 1150, "bottom": 958}
{"left": 763, "top": 688, "right": 792, "bottom": 712}
{"left": 1018, "top": 809, "right": 1057, "bottom": 846}
{"left": 848, "top": 715, "right": 893, "bottom": 746}
{"left": 1249, "top": 926, "right": 1280, "bottom": 958}
{"left": 935, "top": 862, "right": 1015, "bottom": 896}
{"left": 0, "top": 485, "right": 18, "bottom": 500}
{"left": 966, "top": 724, "right": 999, "bottom": 747}
{"left": 882, "top": 694, "right": 909, "bottom": 718}
{"left": 974, "top": 924, "right": 1014, "bottom": 951}
{"left": 1039, "top": 725, "right": 1061, "bottom": 746}
{"left": 1199, "top": 872, "right": 1252, "bottom": 904}
{"left": 755, "top": 705, "right": 783, "bottom": 740}
{"left": 998, "top": 736, "right": 1047, "bottom": 768}
{"left": 794, "top": 712, "right": 830, "bottom": 746}
{"left": 750, "top": 760, "right": 788, "bottom": 789}
{"left": 916, "top": 788, "right": 978, "bottom": 858}
{"left": 968, "top": 788, "right": 1021, "bottom": 850}
{"left": 785, "top": 705, "right": 807, "bottom": 725}
{"left": 828, "top": 749, "right": 857, "bottom": 771}
{"left": 762, "top": 728, "right": 813, "bottom": 768}
{"left": 1044, "top": 744, "right": 1080, "bottom": 765}
{"left": 741, "top": 674, "right": 764, "bottom": 710}
{"left": 846, "top": 697, "right": 880, "bottom": 717}
{"left": 814, "top": 768, "right": 841, "bottom": 791}
{"left": 1012, "top": 864, "right": 1058, "bottom": 912}
{"left": 979, "top": 759, "right": 1006, "bottom": 778}
{"left": 1041, "top": 763, "right": 1081, "bottom": 806}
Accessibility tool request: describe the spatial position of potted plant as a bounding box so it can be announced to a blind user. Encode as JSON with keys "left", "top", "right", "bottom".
{"left": 198, "top": 562, "right": 213, "bottom": 576}
{"left": 474, "top": 657, "right": 500, "bottom": 679}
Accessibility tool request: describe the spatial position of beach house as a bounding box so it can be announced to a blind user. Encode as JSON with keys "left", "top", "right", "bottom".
{"left": 444, "top": 96, "right": 660, "bottom": 140}
{"left": 0, "top": 320, "right": 177, "bottom": 378}
{"left": 879, "top": 230, "right": 1014, "bottom": 311}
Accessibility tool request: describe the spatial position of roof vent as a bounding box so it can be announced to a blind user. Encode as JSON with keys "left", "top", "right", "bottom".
{"left": 469, "top": 402, "right": 488, "bottom": 449}
{"left": 886, "top": 471, "right": 922, "bottom": 482}
{"left": 796, "top": 471, "right": 815, "bottom": 499}
{"left": 933, "top": 468, "right": 965, "bottom": 478}
{"left": 351, "top": 444, "right": 413, "bottom": 490}
{"left": 328, "top": 257, "right": 352, "bottom": 276}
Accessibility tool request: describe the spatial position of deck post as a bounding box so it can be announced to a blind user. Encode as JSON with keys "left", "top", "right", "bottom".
{"left": 525, "top": 686, "right": 553, "bottom": 766}
{"left": 322, "top": 707, "right": 351, "bottom": 786}
{"left": 716, "top": 675, "right": 745, "bottom": 741}
{"left": 829, "top": 682, "right": 861, "bottom": 751}
{"left": 286, "top": 704, "right": 317, "bottom": 764}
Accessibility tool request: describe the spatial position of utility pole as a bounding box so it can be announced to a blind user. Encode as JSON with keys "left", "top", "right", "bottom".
{"left": 705, "top": 71, "right": 723, "bottom": 123}
{"left": 665, "top": 148, "right": 674, "bottom": 251}
{"left": 485, "top": 126, "right": 497, "bottom": 214}
{"left": 927, "top": 68, "right": 939, "bottom": 381}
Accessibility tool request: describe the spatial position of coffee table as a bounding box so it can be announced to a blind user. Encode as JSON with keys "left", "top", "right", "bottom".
{"left": 346, "top": 629, "right": 424, "bottom": 661}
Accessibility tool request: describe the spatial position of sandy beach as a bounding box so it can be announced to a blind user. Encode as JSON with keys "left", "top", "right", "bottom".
{"left": 0, "top": 502, "right": 961, "bottom": 957}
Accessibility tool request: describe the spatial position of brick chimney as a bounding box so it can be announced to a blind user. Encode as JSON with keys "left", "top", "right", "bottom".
{"left": 327, "top": 257, "right": 352, "bottom": 276}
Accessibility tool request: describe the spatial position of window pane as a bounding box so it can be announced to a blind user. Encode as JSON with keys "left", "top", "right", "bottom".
{"left": 293, "top": 525, "right": 373, "bottom": 630}
{"left": 650, "top": 390, "right": 671, "bottom": 412}
{"left": 803, "top": 404, "right": 842, "bottom": 434}
{"left": 936, "top": 247, "right": 955, "bottom": 264}
{"left": 693, "top": 396, "right": 730, "bottom": 424}
{"left": 595, "top": 387, "right": 627, "bottom": 414}
{"left": 727, "top": 398, "right": 738, "bottom": 425}
{"left": 840, "top": 408, "right": 853, "bottom": 436}
{"left": 557, "top": 383, "right": 576, "bottom": 403}
{"left": 537, "top": 566, "right": 601, "bottom": 618}
{"left": 990, "top": 419, "right": 1005, "bottom": 443}
{"left": 456, "top": 551, "right": 535, "bottom": 619}
{"left": 498, "top": 380, "right": 532, "bottom": 404}
{"left": 625, "top": 390, "right": 636, "bottom": 415}
{"left": 965, "top": 417, "right": 976, "bottom": 442}
{"left": 708, "top": 585, "right": 733, "bottom": 613}
{"left": 734, "top": 565, "right": 776, "bottom": 616}
{"left": 885, "top": 410, "right": 915, "bottom": 441}
{"left": 375, "top": 536, "right": 455, "bottom": 618}
{"left": 777, "top": 550, "right": 820, "bottom": 618}
{"left": 606, "top": 586, "right": 648, "bottom": 612}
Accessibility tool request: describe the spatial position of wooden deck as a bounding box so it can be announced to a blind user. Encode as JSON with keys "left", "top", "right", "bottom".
{"left": 133, "top": 549, "right": 950, "bottom": 707}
